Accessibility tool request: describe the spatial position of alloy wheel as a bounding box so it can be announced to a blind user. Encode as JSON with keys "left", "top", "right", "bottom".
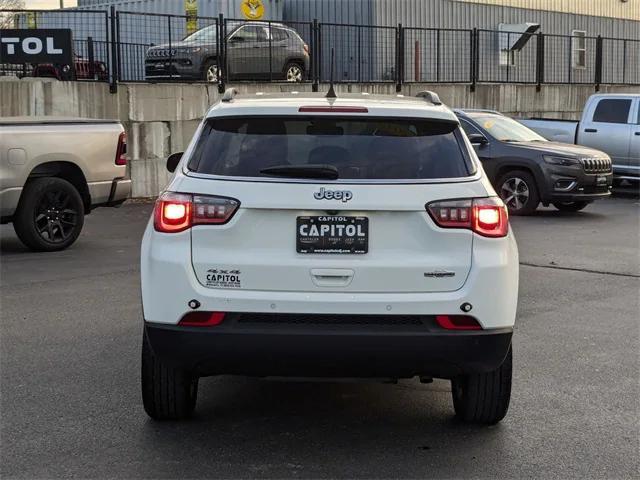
{"left": 206, "top": 65, "right": 218, "bottom": 83}
{"left": 500, "top": 177, "right": 530, "bottom": 211}
{"left": 286, "top": 64, "right": 303, "bottom": 82}
{"left": 34, "top": 189, "right": 79, "bottom": 244}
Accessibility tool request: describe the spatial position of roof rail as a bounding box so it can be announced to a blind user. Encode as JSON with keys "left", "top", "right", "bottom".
{"left": 221, "top": 88, "right": 238, "bottom": 103}
{"left": 416, "top": 91, "right": 442, "bottom": 106}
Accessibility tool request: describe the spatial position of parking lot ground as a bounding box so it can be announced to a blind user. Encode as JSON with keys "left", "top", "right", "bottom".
{"left": 1, "top": 196, "right": 639, "bottom": 479}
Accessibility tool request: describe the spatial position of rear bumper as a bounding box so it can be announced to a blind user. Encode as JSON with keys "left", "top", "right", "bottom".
{"left": 144, "top": 318, "right": 513, "bottom": 378}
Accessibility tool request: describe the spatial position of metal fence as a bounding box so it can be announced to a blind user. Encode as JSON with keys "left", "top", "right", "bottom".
{"left": 1, "top": 8, "right": 639, "bottom": 91}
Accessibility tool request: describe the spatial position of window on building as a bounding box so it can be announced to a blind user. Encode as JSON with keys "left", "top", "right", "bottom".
{"left": 571, "top": 30, "right": 587, "bottom": 69}
{"left": 592, "top": 99, "right": 632, "bottom": 124}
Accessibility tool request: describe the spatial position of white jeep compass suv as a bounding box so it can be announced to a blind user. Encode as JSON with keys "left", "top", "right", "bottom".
{"left": 140, "top": 89, "right": 519, "bottom": 424}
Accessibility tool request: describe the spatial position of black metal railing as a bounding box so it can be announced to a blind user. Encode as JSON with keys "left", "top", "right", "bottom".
{"left": 1, "top": 8, "right": 639, "bottom": 91}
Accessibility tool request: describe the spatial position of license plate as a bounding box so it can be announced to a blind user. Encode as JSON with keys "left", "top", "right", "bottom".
{"left": 596, "top": 175, "right": 608, "bottom": 186}
{"left": 297, "top": 216, "right": 368, "bottom": 254}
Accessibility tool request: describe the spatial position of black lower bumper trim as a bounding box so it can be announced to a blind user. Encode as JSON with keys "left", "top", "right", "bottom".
{"left": 144, "top": 320, "right": 513, "bottom": 379}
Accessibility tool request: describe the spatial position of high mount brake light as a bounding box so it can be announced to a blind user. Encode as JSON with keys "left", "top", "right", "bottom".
{"left": 435, "top": 315, "right": 482, "bottom": 330}
{"left": 426, "top": 197, "right": 508, "bottom": 238}
{"left": 298, "top": 106, "right": 369, "bottom": 113}
{"left": 153, "top": 192, "right": 239, "bottom": 233}
{"left": 115, "top": 131, "right": 127, "bottom": 166}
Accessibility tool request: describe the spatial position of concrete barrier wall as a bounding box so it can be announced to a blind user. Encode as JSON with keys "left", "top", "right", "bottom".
{"left": 1, "top": 78, "right": 638, "bottom": 197}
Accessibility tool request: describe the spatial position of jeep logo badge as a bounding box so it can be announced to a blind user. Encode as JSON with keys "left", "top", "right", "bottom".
{"left": 314, "top": 187, "right": 353, "bottom": 202}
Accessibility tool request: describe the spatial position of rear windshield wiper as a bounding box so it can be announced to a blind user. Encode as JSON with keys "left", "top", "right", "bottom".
{"left": 259, "top": 164, "right": 339, "bottom": 180}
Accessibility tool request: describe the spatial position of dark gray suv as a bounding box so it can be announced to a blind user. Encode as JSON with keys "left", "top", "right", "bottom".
{"left": 145, "top": 22, "right": 309, "bottom": 83}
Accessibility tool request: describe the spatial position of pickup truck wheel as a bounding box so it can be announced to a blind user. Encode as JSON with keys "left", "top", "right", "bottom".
{"left": 13, "top": 177, "right": 84, "bottom": 252}
{"left": 553, "top": 201, "right": 590, "bottom": 212}
{"left": 141, "top": 330, "right": 198, "bottom": 420}
{"left": 451, "top": 345, "right": 512, "bottom": 425}
{"left": 497, "top": 170, "right": 540, "bottom": 216}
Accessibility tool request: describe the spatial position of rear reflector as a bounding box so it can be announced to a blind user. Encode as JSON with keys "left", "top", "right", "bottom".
{"left": 178, "top": 311, "right": 226, "bottom": 327}
{"left": 154, "top": 192, "right": 240, "bottom": 233}
{"left": 435, "top": 315, "right": 482, "bottom": 330}
{"left": 298, "top": 106, "right": 368, "bottom": 113}
{"left": 426, "top": 197, "right": 508, "bottom": 238}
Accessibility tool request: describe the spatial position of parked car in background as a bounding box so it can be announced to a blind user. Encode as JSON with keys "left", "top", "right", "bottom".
{"left": 145, "top": 22, "right": 309, "bottom": 83}
{"left": 0, "top": 117, "right": 131, "bottom": 251}
{"left": 456, "top": 109, "right": 612, "bottom": 215}
{"left": 519, "top": 94, "right": 640, "bottom": 185}
{"left": 32, "top": 54, "right": 109, "bottom": 81}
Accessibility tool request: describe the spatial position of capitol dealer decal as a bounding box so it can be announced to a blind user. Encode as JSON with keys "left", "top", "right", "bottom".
{"left": 241, "top": 0, "right": 265, "bottom": 20}
{"left": 206, "top": 269, "right": 242, "bottom": 288}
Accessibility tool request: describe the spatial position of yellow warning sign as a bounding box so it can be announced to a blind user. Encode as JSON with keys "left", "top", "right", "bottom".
{"left": 241, "top": 0, "right": 265, "bottom": 20}
{"left": 185, "top": 0, "right": 198, "bottom": 35}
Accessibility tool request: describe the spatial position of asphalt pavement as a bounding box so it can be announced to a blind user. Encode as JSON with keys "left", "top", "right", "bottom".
{"left": 1, "top": 196, "right": 639, "bottom": 479}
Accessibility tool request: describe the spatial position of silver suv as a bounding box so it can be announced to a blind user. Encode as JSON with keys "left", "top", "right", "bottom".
{"left": 145, "top": 22, "right": 309, "bottom": 83}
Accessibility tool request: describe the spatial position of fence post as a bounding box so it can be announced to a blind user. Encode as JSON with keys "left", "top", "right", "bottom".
{"left": 396, "top": 23, "right": 403, "bottom": 92}
{"left": 436, "top": 28, "right": 440, "bottom": 83}
{"left": 595, "top": 35, "right": 603, "bottom": 91}
{"left": 567, "top": 36, "right": 572, "bottom": 84}
{"left": 268, "top": 21, "right": 273, "bottom": 82}
{"left": 470, "top": 28, "right": 477, "bottom": 92}
{"left": 167, "top": 15, "right": 173, "bottom": 81}
{"left": 311, "top": 19, "right": 318, "bottom": 91}
{"left": 87, "top": 36, "right": 95, "bottom": 79}
{"left": 536, "top": 33, "right": 544, "bottom": 91}
{"left": 218, "top": 13, "right": 225, "bottom": 92}
{"left": 109, "top": 5, "right": 118, "bottom": 93}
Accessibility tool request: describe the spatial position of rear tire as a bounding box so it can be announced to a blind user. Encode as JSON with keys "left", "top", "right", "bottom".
{"left": 284, "top": 61, "right": 304, "bottom": 83}
{"left": 141, "top": 330, "right": 198, "bottom": 420}
{"left": 451, "top": 345, "right": 512, "bottom": 424}
{"left": 497, "top": 170, "right": 540, "bottom": 216}
{"left": 553, "top": 201, "right": 591, "bottom": 212}
{"left": 13, "top": 177, "right": 84, "bottom": 252}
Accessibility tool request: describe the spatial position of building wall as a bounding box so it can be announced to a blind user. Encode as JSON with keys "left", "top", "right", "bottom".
{"left": 284, "top": 0, "right": 640, "bottom": 38}
{"left": 1, "top": 78, "right": 637, "bottom": 197}
{"left": 452, "top": 0, "right": 640, "bottom": 21}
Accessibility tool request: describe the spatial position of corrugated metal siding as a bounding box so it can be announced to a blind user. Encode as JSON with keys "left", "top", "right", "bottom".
{"left": 285, "top": 0, "right": 640, "bottom": 39}
{"left": 75, "top": 0, "right": 284, "bottom": 21}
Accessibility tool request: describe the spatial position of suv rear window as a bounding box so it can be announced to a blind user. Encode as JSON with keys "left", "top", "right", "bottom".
{"left": 188, "top": 117, "right": 474, "bottom": 180}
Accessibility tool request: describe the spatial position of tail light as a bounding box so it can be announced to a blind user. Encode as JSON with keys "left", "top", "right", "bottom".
{"left": 303, "top": 43, "right": 309, "bottom": 56}
{"left": 435, "top": 315, "right": 482, "bottom": 330}
{"left": 179, "top": 311, "right": 226, "bottom": 327}
{"left": 115, "top": 131, "right": 127, "bottom": 166}
{"left": 153, "top": 192, "right": 239, "bottom": 233}
{"left": 426, "top": 197, "right": 508, "bottom": 238}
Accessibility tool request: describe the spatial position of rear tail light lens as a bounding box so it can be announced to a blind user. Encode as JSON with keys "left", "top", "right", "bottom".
{"left": 435, "top": 315, "right": 482, "bottom": 330}
{"left": 178, "top": 311, "right": 226, "bottom": 327}
{"left": 115, "top": 131, "right": 127, "bottom": 166}
{"left": 153, "top": 192, "right": 239, "bottom": 233}
{"left": 303, "top": 43, "right": 309, "bottom": 55}
{"left": 426, "top": 197, "right": 508, "bottom": 238}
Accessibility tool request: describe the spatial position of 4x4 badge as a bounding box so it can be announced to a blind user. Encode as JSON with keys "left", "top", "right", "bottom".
{"left": 313, "top": 187, "right": 353, "bottom": 202}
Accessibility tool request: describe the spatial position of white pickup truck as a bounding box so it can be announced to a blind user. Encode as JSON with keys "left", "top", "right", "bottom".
{"left": 519, "top": 94, "right": 640, "bottom": 184}
{"left": 0, "top": 117, "right": 131, "bottom": 251}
